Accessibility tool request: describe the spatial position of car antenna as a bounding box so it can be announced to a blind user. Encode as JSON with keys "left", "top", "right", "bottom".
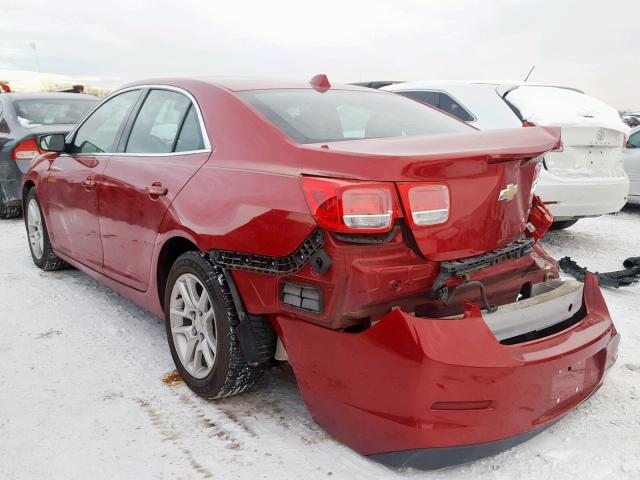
{"left": 310, "top": 74, "right": 331, "bottom": 93}
{"left": 524, "top": 65, "right": 535, "bottom": 82}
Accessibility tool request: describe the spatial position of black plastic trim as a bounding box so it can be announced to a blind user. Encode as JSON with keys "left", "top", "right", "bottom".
{"left": 208, "top": 230, "right": 324, "bottom": 276}
{"left": 433, "top": 237, "right": 535, "bottom": 294}
{"left": 332, "top": 225, "right": 399, "bottom": 245}
{"left": 222, "top": 268, "right": 276, "bottom": 366}
{"left": 370, "top": 421, "right": 557, "bottom": 470}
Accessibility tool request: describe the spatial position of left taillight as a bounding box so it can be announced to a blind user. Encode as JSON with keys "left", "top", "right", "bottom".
{"left": 302, "top": 177, "right": 399, "bottom": 233}
{"left": 397, "top": 183, "right": 450, "bottom": 228}
{"left": 12, "top": 138, "right": 43, "bottom": 161}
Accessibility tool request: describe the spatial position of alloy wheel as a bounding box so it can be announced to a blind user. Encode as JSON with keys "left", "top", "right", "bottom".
{"left": 27, "top": 198, "right": 44, "bottom": 260}
{"left": 169, "top": 273, "right": 217, "bottom": 379}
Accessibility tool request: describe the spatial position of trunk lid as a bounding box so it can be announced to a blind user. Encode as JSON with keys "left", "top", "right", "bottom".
{"left": 299, "top": 127, "right": 559, "bottom": 260}
{"left": 543, "top": 126, "right": 626, "bottom": 178}
{"left": 502, "top": 86, "right": 629, "bottom": 179}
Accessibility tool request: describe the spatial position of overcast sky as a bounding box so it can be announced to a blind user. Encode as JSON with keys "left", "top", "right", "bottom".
{"left": 0, "top": 0, "right": 638, "bottom": 109}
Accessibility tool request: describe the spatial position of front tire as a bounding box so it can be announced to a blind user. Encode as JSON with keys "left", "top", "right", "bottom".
{"left": 164, "top": 251, "right": 265, "bottom": 399}
{"left": 24, "top": 188, "right": 68, "bottom": 271}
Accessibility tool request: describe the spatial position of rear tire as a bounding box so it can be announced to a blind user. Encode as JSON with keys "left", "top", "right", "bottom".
{"left": 550, "top": 219, "right": 579, "bottom": 230}
{"left": 24, "top": 188, "right": 68, "bottom": 271}
{"left": 164, "top": 251, "right": 265, "bottom": 399}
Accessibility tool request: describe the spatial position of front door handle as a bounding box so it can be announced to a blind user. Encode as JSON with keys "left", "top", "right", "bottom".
{"left": 147, "top": 182, "right": 168, "bottom": 198}
{"left": 82, "top": 177, "right": 96, "bottom": 189}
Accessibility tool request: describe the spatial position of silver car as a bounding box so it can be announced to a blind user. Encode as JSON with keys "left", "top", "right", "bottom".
{"left": 624, "top": 126, "right": 640, "bottom": 204}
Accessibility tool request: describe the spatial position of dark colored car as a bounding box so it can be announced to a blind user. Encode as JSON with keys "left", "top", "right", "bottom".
{"left": 23, "top": 77, "right": 619, "bottom": 469}
{"left": 0, "top": 92, "right": 98, "bottom": 218}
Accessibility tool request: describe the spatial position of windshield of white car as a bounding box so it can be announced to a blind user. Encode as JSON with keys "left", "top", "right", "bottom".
{"left": 237, "top": 89, "right": 472, "bottom": 144}
{"left": 12, "top": 98, "right": 97, "bottom": 128}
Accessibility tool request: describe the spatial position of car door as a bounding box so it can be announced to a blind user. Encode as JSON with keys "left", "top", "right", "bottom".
{"left": 44, "top": 89, "right": 141, "bottom": 270}
{"left": 98, "top": 87, "right": 211, "bottom": 291}
{"left": 625, "top": 129, "right": 640, "bottom": 199}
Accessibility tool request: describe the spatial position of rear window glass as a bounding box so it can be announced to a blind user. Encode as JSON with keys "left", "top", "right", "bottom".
{"left": 12, "top": 98, "right": 97, "bottom": 128}
{"left": 237, "top": 89, "right": 471, "bottom": 144}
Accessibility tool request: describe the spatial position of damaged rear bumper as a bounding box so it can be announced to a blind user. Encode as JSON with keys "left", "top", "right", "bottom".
{"left": 274, "top": 273, "right": 619, "bottom": 469}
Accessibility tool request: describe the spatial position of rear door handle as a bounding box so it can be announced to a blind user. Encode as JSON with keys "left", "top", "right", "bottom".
{"left": 82, "top": 177, "right": 96, "bottom": 189}
{"left": 147, "top": 183, "right": 168, "bottom": 198}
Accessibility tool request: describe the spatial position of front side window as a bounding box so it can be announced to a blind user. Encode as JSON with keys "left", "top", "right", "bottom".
{"left": 71, "top": 90, "right": 140, "bottom": 154}
{"left": 237, "top": 89, "right": 471, "bottom": 144}
{"left": 126, "top": 89, "right": 193, "bottom": 153}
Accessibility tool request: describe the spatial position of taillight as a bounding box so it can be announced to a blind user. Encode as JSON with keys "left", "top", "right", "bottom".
{"left": 397, "top": 183, "right": 450, "bottom": 228}
{"left": 522, "top": 120, "right": 536, "bottom": 127}
{"left": 12, "top": 138, "right": 43, "bottom": 161}
{"left": 302, "top": 177, "right": 399, "bottom": 233}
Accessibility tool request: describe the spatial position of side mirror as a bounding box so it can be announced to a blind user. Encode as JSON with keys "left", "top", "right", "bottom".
{"left": 38, "top": 133, "right": 66, "bottom": 153}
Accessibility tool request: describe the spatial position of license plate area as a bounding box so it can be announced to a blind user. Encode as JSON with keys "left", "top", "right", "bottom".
{"left": 550, "top": 351, "right": 605, "bottom": 405}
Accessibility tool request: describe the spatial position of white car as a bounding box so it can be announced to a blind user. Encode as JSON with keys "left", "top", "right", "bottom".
{"left": 382, "top": 81, "right": 631, "bottom": 229}
{"left": 624, "top": 126, "right": 640, "bottom": 204}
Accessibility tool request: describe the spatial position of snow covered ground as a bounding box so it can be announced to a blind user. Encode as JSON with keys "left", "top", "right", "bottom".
{"left": 1, "top": 207, "right": 639, "bottom": 480}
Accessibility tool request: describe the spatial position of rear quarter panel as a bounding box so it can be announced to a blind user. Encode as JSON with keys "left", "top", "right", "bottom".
{"left": 156, "top": 82, "right": 316, "bottom": 257}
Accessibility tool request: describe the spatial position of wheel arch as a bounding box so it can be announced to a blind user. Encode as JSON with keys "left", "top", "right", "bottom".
{"left": 156, "top": 235, "right": 201, "bottom": 311}
{"left": 22, "top": 179, "right": 36, "bottom": 203}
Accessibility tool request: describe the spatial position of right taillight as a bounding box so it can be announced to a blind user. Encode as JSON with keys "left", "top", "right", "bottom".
{"left": 302, "top": 177, "right": 399, "bottom": 233}
{"left": 397, "top": 183, "right": 450, "bottom": 228}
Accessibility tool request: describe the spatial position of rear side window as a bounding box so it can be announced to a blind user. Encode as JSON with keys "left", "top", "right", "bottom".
{"left": 399, "top": 90, "right": 475, "bottom": 122}
{"left": 398, "top": 90, "right": 439, "bottom": 108}
{"left": 237, "top": 89, "right": 471, "bottom": 144}
{"left": 438, "top": 93, "right": 474, "bottom": 122}
{"left": 126, "top": 89, "right": 196, "bottom": 154}
{"left": 175, "top": 106, "right": 205, "bottom": 152}
{"left": 71, "top": 90, "right": 140, "bottom": 154}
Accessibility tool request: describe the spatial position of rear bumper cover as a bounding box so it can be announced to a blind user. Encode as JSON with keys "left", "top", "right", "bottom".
{"left": 536, "top": 171, "right": 629, "bottom": 220}
{"left": 274, "top": 273, "right": 619, "bottom": 469}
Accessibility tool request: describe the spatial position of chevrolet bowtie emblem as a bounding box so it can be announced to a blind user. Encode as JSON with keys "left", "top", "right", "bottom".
{"left": 499, "top": 184, "right": 518, "bottom": 202}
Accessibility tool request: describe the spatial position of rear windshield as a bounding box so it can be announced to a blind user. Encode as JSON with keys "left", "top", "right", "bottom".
{"left": 237, "top": 89, "right": 471, "bottom": 144}
{"left": 12, "top": 98, "right": 97, "bottom": 128}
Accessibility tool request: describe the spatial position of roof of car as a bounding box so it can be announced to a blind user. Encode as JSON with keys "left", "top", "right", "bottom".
{"left": 121, "top": 77, "right": 376, "bottom": 93}
{"left": 384, "top": 80, "right": 583, "bottom": 94}
{"left": 0, "top": 92, "right": 99, "bottom": 101}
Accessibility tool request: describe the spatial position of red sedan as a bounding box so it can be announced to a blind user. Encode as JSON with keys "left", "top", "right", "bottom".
{"left": 23, "top": 76, "right": 619, "bottom": 469}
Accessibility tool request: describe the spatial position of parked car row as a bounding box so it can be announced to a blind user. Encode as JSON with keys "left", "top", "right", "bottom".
{"left": 0, "top": 92, "right": 99, "bottom": 217}
{"left": 14, "top": 75, "right": 620, "bottom": 470}
{"left": 380, "top": 81, "right": 633, "bottom": 229}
